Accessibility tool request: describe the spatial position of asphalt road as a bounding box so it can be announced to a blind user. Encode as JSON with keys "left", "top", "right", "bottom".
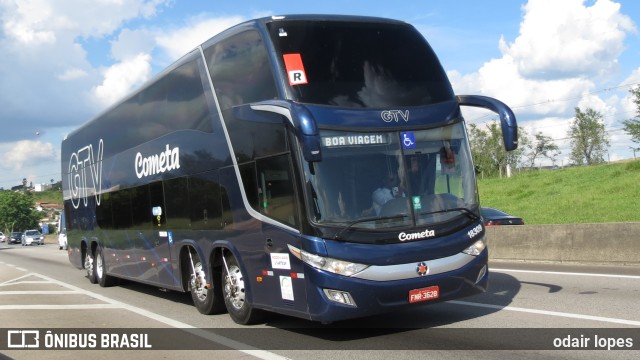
{"left": 1, "top": 240, "right": 639, "bottom": 359}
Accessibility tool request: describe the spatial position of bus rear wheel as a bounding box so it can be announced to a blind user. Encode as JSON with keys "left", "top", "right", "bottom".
{"left": 95, "top": 245, "right": 116, "bottom": 287}
{"left": 222, "top": 254, "right": 264, "bottom": 325}
{"left": 190, "top": 258, "right": 225, "bottom": 315}
{"left": 85, "top": 250, "right": 97, "bottom": 284}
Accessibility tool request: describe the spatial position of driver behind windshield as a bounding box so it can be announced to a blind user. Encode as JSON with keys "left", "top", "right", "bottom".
{"left": 372, "top": 172, "right": 403, "bottom": 216}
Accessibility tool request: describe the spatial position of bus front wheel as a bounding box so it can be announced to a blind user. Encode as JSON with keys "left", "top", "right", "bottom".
{"left": 222, "top": 255, "right": 264, "bottom": 325}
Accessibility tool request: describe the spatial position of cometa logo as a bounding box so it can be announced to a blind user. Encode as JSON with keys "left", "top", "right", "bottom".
{"left": 398, "top": 229, "right": 435, "bottom": 242}
{"left": 135, "top": 144, "right": 180, "bottom": 179}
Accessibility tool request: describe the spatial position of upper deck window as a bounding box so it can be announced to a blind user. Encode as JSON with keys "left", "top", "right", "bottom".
{"left": 204, "top": 30, "right": 278, "bottom": 110}
{"left": 268, "top": 20, "right": 454, "bottom": 108}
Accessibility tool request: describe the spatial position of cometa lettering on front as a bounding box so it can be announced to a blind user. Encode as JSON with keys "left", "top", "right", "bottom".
{"left": 398, "top": 229, "right": 435, "bottom": 242}
{"left": 135, "top": 144, "right": 180, "bottom": 179}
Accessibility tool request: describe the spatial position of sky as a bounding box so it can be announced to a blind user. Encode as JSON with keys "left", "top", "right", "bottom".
{"left": 1, "top": 0, "right": 639, "bottom": 190}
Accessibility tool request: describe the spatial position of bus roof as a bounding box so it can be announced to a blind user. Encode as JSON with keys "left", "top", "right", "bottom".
{"left": 65, "top": 14, "right": 412, "bottom": 142}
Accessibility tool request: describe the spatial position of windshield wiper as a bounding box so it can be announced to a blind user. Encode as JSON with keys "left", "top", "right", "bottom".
{"left": 333, "top": 214, "right": 409, "bottom": 241}
{"left": 306, "top": 181, "right": 321, "bottom": 220}
{"left": 419, "top": 207, "right": 479, "bottom": 221}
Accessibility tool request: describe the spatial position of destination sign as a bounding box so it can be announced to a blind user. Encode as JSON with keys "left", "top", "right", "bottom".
{"left": 321, "top": 134, "right": 389, "bottom": 148}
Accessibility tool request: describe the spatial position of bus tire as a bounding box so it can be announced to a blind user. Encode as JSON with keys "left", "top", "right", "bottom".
{"left": 95, "top": 245, "right": 116, "bottom": 287}
{"left": 222, "top": 255, "right": 264, "bottom": 325}
{"left": 190, "top": 259, "right": 225, "bottom": 315}
{"left": 85, "top": 250, "right": 97, "bottom": 284}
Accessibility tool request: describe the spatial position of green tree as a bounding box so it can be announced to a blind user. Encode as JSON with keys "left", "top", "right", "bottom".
{"left": 0, "top": 191, "right": 41, "bottom": 233}
{"left": 526, "top": 131, "right": 560, "bottom": 168}
{"left": 468, "top": 121, "right": 526, "bottom": 178}
{"left": 568, "top": 107, "right": 610, "bottom": 165}
{"left": 622, "top": 86, "right": 640, "bottom": 145}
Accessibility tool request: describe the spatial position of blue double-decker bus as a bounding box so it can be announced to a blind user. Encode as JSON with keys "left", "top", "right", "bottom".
{"left": 61, "top": 15, "right": 517, "bottom": 324}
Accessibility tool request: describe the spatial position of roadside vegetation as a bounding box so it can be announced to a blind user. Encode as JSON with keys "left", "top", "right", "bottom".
{"left": 32, "top": 189, "right": 63, "bottom": 206}
{"left": 0, "top": 191, "right": 42, "bottom": 234}
{"left": 478, "top": 160, "right": 640, "bottom": 224}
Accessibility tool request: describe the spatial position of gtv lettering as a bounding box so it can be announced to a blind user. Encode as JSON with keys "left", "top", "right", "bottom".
{"left": 69, "top": 139, "right": 104, "bottom": 209}
{"left": 381, "top": 110, "right": 409, "bottom": 123}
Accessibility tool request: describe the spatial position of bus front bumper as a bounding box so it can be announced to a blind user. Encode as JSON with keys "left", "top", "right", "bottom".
{"left": 303, "top": 249, "right": 488, "bottom": 323}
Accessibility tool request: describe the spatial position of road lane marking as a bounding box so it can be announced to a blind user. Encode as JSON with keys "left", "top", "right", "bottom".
{"left": 0, "top": 280, "right": 51, "bottom": 286}
{"left": 0, "top": 291, "right": 79, "bottom": 295}
{"left": 492, "top": 268, "right": 640, "bottom": 279}
{"left": 479, "top": 268, "right": 640, "bottom": 325}
{"left": 4, "top": 273, "right": 290, "bottom": 360}
{"left": 0, "top": 262, "right": 29, "bottom": 271}
{"left": 0, "top": 304, "right": 122, "bottom": 310}
{"left": 449, "top": 300, "right": 640, "bottom": 326}
{"left": 0, "top": 273, "right": 48, "bottom": 286}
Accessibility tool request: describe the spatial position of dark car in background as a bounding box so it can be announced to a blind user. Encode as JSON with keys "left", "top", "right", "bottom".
{"left": 481, "top": 207, "right": 525, "bottom": 226}
{"left": 8, "top": 232, "right": 23, "bottom": 244}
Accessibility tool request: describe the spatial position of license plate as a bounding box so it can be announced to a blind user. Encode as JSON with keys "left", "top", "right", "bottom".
{"left": 409, "top": 285, "right": 440, "bottom": 303}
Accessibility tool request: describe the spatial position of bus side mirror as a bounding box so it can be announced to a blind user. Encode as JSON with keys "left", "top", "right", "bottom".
{"left": 245, "top": 101, "right": 322, "bottom": 162}
{"left": 234, "top": 103, "right": 323, "bottom": 160}
{"left": 456, "top": 95, "right": 518, "bottom": 151}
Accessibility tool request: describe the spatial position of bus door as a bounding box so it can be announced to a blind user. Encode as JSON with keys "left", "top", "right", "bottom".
{"left": 253, "top": 154, "right": 308, "bottom": 314}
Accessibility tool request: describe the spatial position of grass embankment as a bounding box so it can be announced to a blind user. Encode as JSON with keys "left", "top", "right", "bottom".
{"left": 33, "top": 190, "right": 63, "bottom": 206}
{"left": 478, "top": 160, "right": 640, "bottom": 224}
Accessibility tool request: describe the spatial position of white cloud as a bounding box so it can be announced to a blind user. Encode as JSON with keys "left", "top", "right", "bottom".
{"left": 1, "top": 141, "right": 56, "bottom": 170}
{"left": 620, "top": 68, "right": 640, "bottom": 119}
{"left": 450, "top": 0, "right": 636, "bottom": 121}
{"left": 0, "top": 0, "right": 172, "bottom": 44}
{"left": 155, "top": 15, "right": 245, "bottom": 61}
{"left": 111, "top": 28, "right": 156, "bottom": 61}
{"left": 501, "top": 0, "right": 635, "bottom": 80}
{"left": 0, "top": 0, "right": 173, "bottom": 138}
{"left": 450, "top": 0, "right": 638, "bottom": 166}
{"left": 1, "top": 0, "right": 56, "bottom": 44}
{"left": 621, "top": 67, "right": 640, "bottom": 86}
{"left": 93, "top": 53, "right": 152, "bottom": 107}
{"left": 450, "top": 58, "right": 595, "bottom": 116}
{"left": 91, "top": 15, "right": 247, "bottom": 109}
{"left": 57, "top": 68, "right": 88, "bottom": 81}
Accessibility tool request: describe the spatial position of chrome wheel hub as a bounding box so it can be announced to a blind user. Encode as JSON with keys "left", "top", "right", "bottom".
{"left": 224, "top": 265, "right": 245, "bottom": 310}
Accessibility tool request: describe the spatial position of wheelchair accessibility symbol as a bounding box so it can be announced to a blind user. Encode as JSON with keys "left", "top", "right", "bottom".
{"left": 401, "top": 132, "right": 416, "bottom": 149}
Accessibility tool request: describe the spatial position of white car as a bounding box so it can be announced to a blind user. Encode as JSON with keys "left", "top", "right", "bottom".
{"left": 58, "top": 229, "right": 67, "bottom": 250}
{"left": 0, "top": 232, "right": 5, "bottom": 242}
{"left": 21, "top": 230, "right": 44, "bottom": 246}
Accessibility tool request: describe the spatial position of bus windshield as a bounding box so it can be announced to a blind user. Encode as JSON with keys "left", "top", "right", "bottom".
{"left": 267, "top": 19, "right": 454, "bottom": 108}
{"left": 306, "top": 122, "right": 479, "bottom": 232}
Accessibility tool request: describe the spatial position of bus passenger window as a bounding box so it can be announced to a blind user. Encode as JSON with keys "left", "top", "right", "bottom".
{"left": 189, "top": 171, "right": 224, "bottom": 231}
{"left": 255, "top": 155, "right": 299, "bottom": 227}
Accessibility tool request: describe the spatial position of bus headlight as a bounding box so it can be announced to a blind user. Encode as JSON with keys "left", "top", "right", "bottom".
{"left": 289, "top": 245, "right": 368, "bottom": 276}
{"left": 462, "top": 238, "right": 486, "bottom": 256}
